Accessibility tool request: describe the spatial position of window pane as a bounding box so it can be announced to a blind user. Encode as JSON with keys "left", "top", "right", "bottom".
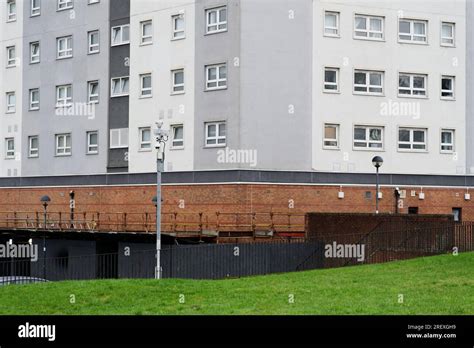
{"left": 325, "top": 70, "right": 336, "bottom": 83}
{"left": 370, "top": 73, "right": 381, "bottom": 86}
{"left": 414, "top": 22, "right": 425, "bottom": 35}
{"left": 399, "top": 130, "right": 410, "bottom": 142}
{"left": 355, "top": 17, "right": 366, "bottom": 30}
{"left": 142, "top": 76, "right": 151, "bottom": 89}
{"left": 442, "top": 24, "right": 453, "bottom": 37}
{"left": 219, "top": 124, "right": 226, "bottom": 136}
{"left": 442, "top": 78, "right": 452, "bottom": 90}
{"left": 399, "top": 75, "right": 410, "bottom": 87}
{"left": 208, "top": 125, "right": 216, "bottom": 137}
{"left": 174, "top": 71, "right": 184, "bottom": 84}
{"left": 325, "top": 14, "right": 336, "bottom": 27}
{"left": 354, "top": 128, "right": 366, "bottom": 140}
{"left": 370, "top": 18, "right": 382, "bottom": 31}
{"left": 369, "top": 128, "right": 381, "bottom": 141}
{"left": 354, "top": 73, "right": 366, "bottom": 85}
{"left": 325, "top": 126, "right": 336, "bottom": 139}
{"left": 122, "top": 26, "right": 130, "bottom": 41}
{"left": 399, "top": 21, "right": 410, "bottom": 33}
{"left": 413, "top": 131, "right": 425, "bottom": 142}
{"left": 89, "top": 133, "right": 98, "bottom": 145}
{"left": 413, "top": 76, "right": 425, "bottom": 88}
{"left": 441, "top": 131, "right": 452, "bottom": 144}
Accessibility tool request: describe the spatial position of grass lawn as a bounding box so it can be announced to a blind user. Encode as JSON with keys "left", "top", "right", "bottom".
{"left": 0, "top": 252, "right": 472, "bottom": 315}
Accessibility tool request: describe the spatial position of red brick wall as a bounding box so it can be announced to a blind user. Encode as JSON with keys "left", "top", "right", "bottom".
{"left": 0, "top": 184, "right": 473, "bottom": 221}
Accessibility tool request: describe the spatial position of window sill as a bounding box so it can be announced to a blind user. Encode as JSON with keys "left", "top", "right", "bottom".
{"left": 397, "top": 39, "right": 428, "bottom": 46}
{"left": 204, "top": 144, "right": 226, "bottom": 149}
{"left": 440, "top": 151, "right": 455, "bottom": 155}
{"left": 86, "top": 152, "right": 99, "bottom": 156}
{"left": 28, "top": 155, "right": 39, "bottom": 159}
{"left": 323, "top": 34, "right": 340, "bottom": 39}
{"left": 353, "top": 92, "right": 385, "bottom": 97}
{"left": 55, "top": 154, "right": 72, "bottom": 157}
{"left": 6, "top": 65, "right": 17, "bottom": 69}
{"left": 353, "top": 36, "right": 385, "bottom": 42}
{"left": 323, "top": 90, "right": 340, "bottom": 94}
{"left": 353, "top": 147, "right": 385, "bottom": 152}
{"left": 138, "top": 148, "right": 152, "bottom": 153}
{"left": 57, "top": 56, "right": 73, "bottom": 61}
{"left": 111, "top": 42, "right": 130, "bottom": 47}
{"left": 29, "top": 108, "right": 40, "bottom": 112}
{"left": 170, "top": 146, "right": 184, "bottom": 151}
{"left": 397, "top": 94, "right": 428, "bottom": 99}
{"left": 205, "top": 87, "right": 227, "bottom": 92}
{"left": 205, "top": 29, "right": 228, "bottom": 36}
{"left": 171, "top": 36, "right": 186, "bottom": 41}
{"left": 140, "top": 41, "right": 153, "bottom": 47}
{"left": 441, "top": 97, "right": 455, "bottom": 101}
{"left": 322, "top": 146, "right": 340, "bottom": 151}
{"left": 88, "top": 50, "right": 100, "bottom": 55}
{"left": 30, "top": 13, "right": 40, "bottom": 18}
{"left": 57, "top": 7, "right": 74, "bottom": 12}
{"left": 29, "top": 61, "right": 40, "bottom": 65}
{"left": 139, "top": 95, "right": 153, "bottom": 99}
{"left": 397, "top": 149, "right": 428, "bottom": 154}
{"left": 440, "top": 43, "right": 455, "bottom": 48}
{"left": 171, "top": 91, "right": 185, "bottom": 96}
{"left": 111, "top": 94, "right": 130, "bottom": 98}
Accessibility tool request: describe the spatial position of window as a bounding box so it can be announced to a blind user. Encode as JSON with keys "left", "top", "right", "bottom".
{"left": 452, "top": 208, "right": 462, "bottom": 222}
{"left": 88, "top": 81, "right": 99, "bottom": 103}
{"left": 323, "top": 124, "right": 339, "bottom": 149}
{"left": 5, "top": 138, "right": 15, "bottom": 159}
{"left": 206, "top": 64, "right": 227, "bottom": 90}
{"left": 398, "top": 128, "right": 427, "bottom": 151}
{"left": 140, "top": 74, "right": 152, "bottom": 97}
{"left": 111, "top": 24, "right": 130, "bottom": 46}
{"left": 205, "top": 122, "right": 226, "bottom": 147}
{"left": 6, "top": 92, "right": 15, "bottom": 113}
{"left": 31, "top": 0, "right": 40, "bottom": 16}
{"left": 140, "top": 20, "right": 152, "bottom": 45}
{"left": 206, "top": 6, "right": 227, "bottom": 34}
{"left": 324, "top": 11, "right": 339, "bottom": 36}
{"left": 57, "top": 0, "right": 73, "bottom": 11}
{"left": 30, "top": 41, "right": 40, "bottom": 63}
{"left": 441, "top": 75, "right": 455, "bottom": 99}
{"left": 88, "top": 0, "right": 99, "bottom": 4}
{"left": 353, "top": 126, "right": 383, "bottom": 149}
{"left": 172, "top": 14, "right": 185, "bottom": 39}
{"left": 324, "top": 67, "right": 339, "bottom": 92}
{"left": 55, "top": 134, "right": 72, "bottom": 156}
{"left": 29, "top": 88, "right": 40, "bottom": 110}
{"left": 354, "top": 15, "right": 383, "bottom": 40}
{"left": 7, "top": 0, "right": 16, "bottom": 21}
{"left": 56, "top": 84, "right": 72, "bottom": 107}
{"left": 354, "top": 70, "right": 383, "bottom": 95}
{"left": 87, "top": 131, "right": 98, "bottom": 154}
{"left": 111, "top": 77, "right": 129, "bottom": 97}
{"left": 399, "top": 19, "right": 427, "bottom": 43}
{"left": 6, "top": 46, "right": 16, "bottom": 67}
{"left": 88, "top": 30, "right": 99, "bottom": 54}
{"left": 172, "top": 69, "right": 184, "bottom": 94}
{"left": 110, "top": 128, "right": 128, "bottom": 149}
{"left": 398, "top": 73, "right": 427, "bottom": 97}
{"left": 408, "top": 207, "right": 419, "bottom": 214}
{"left": 28, "top": 136, "right": 39, "bottom": 158}
{"left": 171, "top": 125, "right": 184, "bottom": 148}
{"left": 441, "top": 129, "right": 454, "bottom": 153}
{"left": 441, "top": 22, "right": 455, "bottom": 46}
{"left": 57, "top": 36, "right": 73, "bottom": 59}
{"left": 139, "top": 127, "right": 151, "bottom": 151}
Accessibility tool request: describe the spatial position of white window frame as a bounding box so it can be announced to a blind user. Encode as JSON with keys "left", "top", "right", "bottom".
{"left": 28, "top": 136, "right": 39, "bottom": 158}
{"left": 398, "top": 73, "right": 427, "bottom": 98}
{"left": 109, "top": 128, "right": 128, "bottom": 149}
{"left": 88, "top": 30, "right": 100, "bottom": 54}
{"left": 86, "top": 131, "right": 99, "bottom": 154}
{"left": 441, "top": 75, "right": 455, "bottom": 100}
{"left": 6, "top": 92, "right": 15, "bottom": 113}
{"left": 171, "top": 125, "right": 184, "bottom": 149}
{"left": 324, "top": 11, "right": 339, "bottom": 37}
{"left": 353, "top": 125, "right": 384, "bottom": 150}
{"left": 353, "top": 70, "right": 384, "bottom": 95}
{"left": 172, "top": 69, "right": 185, "bottom": 94}
{"left": 57, "top": 0, "right": 73, "bottom": 11}
{"left": 30, "top": 41, "right": 40, "bottom": 63}
{"left": 441, "top": 22, "right": 455, "bottom": 47}
{"left": 354, "top": 14, "right": 384, "bottom": 40}
{"left": 140, "top": 20, "right": 153, "bottom": 45}
{"left": 111, "top": 76, "right": 129, "bottom": 97}
{"left": 5, "top": 138, "right": 15, "bottom": 159}
{"left": 7, "top": 0, "right": 16, "bottom": 22}
{"left": 398, "top": 128, "right": 428, "bottom": 152}
{"left": 88, "top": 80, "right": 99, "bottom": 104}
{"left": 172, "top": 13, "right": 185, "bottom": 40}
{"left": 56, "top": 84, "right": 72, "bottom": 107}
{"left": 323, "top": 124, "right": 339, "bottom": 149}
{"left": 6, "top": 46, "right": 16, "bottom": 67}
{"left": 398, "top": 19, "right": 428, "bottom": 44}
{"left": 29, "top": 88, "right": 40, "bottom": 110}
{"left": 205, "top": 122, "right": 226, "bottom": 147}
{"left": 206, "top": 6, "right": 227, "bottom": 34}
{"left": 324, "top": 67, "right": 339, "bottom": 92}
{"left": 111, "top": 24, "right": 130, "bottom": 46}
{"left": 140, "top": 74, "right": 152, "bottom": 98}
{"left": 205, "top": 63, "right": 227, "bottom": 91}
{"left": 139, "top": 127, "right": 152, "bottom": 151}
{"left": 56, "top": 36, "right": 73, "bottom": 59}
{"left": 55, "top": 133, "right": 72, "bottom": 156}
{"left": 440, "top": 129, "right": 455, "bottom": 154}
{"left": 31, "top": 0, "right": 40, "bottom": 16}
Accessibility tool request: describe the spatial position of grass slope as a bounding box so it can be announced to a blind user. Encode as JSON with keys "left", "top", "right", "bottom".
{"left": 0, "top": 253, "right": 472, "bottom": 315}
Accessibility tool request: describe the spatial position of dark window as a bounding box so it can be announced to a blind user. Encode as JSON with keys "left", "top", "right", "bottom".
{"left": 452, "top": 208, "right": 462, "bottom": 222}
{"left": 365, "top": 191, "right": 372, "bottom": 199}
{"left": 408, "top": 207, "right": 419, "bottom": 214}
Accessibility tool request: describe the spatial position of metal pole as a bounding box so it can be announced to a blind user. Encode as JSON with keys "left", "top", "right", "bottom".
{"left": 375, "top": 167, "right": 379, "bottom": 214}
{"left": 156, "top": 154, "right": 164, "bottom": 279}
{"left": 43, "top": 205, "right": 47, "bottom": 280}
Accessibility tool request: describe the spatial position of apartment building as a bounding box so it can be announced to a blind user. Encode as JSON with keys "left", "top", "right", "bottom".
{"left": 0, "top": 0, "right": 472, "bottom": 178}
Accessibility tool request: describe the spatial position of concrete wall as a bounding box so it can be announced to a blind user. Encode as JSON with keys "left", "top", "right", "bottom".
{"left": 21, "top": 0, "right": 110, "bottom": 176}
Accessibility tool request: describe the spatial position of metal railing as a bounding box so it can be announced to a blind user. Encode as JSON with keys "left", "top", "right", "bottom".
{"left": 0, "top": 211, "right": 306, "bottom": 238}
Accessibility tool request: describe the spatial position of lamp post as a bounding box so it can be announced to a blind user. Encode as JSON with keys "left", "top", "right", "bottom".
{"left": 40, "top": 195, "right": 51, "bottom": 280}
{"left": 372, "top": 156, "right": 383, "bottom": 214}
{"left": 154, "top": 122, "right": 169, "bottom": 279}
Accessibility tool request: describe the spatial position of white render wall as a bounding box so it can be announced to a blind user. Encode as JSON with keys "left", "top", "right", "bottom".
{"left": 0, "top": 0, "right": 23, "bottom": 177}
{"left": 129, "top": 0, "right": 195, "bottom": 173}
{"left": 312, "top": 0, "right": 466, "bottom": 175}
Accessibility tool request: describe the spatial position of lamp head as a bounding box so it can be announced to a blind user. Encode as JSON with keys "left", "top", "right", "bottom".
{"left": 372, "top": 156, "right": 384, "bottom": 169}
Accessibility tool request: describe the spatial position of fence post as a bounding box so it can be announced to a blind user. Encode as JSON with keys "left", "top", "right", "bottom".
{"left": 252, "top": 212, "right": 256, "bottom": 240}
{"left": 35, "top": 211, "right": 39, "bottom": 229}
{"left": 216, "top": 212, "right": 220, "bottom": 236}
{"left": 199, "top": 212, "right": 203, "bottom": 241}
{"left": 173, "top": 212, "right": 178, "bottom": 234}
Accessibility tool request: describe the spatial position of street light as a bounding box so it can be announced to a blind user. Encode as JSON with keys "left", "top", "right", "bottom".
{"left": 154, "top": 122, "right": 169, "bottom": 280}
{"left": 372, "top": 156, "right": 383, "bottom": 214}
{"left": 40, "top": 195, "right": 51, "bottom": 280}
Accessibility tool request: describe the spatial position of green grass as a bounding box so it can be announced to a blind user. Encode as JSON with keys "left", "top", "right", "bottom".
{"left": 0, "top": 252, "right": 473, "bottom": 315}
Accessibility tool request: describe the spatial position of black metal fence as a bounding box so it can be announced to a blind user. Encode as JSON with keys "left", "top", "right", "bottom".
{"left": 0, "top": 223, "right": 473, "bottom": 282}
